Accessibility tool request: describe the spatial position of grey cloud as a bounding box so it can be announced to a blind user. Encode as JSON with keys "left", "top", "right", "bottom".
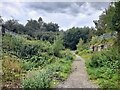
{"left": 90, "top": 2, "right": 110, "bottom": 10}
{"left": 25, "top": 2, "right": 84, "bottom": 15}
{"left": 24, "top": 2, "right": 109, "bottom": 16}
{"left": 1, "top": 2, "right": 110, "bottom": 30}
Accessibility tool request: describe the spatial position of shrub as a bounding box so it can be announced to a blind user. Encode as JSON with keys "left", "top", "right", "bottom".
{"left": 22, "top": 70, "right": 51, "bottom": 88}
{"left": 87, "top": 47, "right": 120, "bottom": 88}
{"left": 21, "top": 60, "right": 36, "bottom": 71}
{"left": 2, "top": 34, "right": 23, "bottom": 54}
{"left": 3, "top": 34, "right": 53, "bottom": 59}
{"left": 22, "top": 57, "right": 73, "bottom": 88}
{"left": 20, "top": 43, "right": 40, "bottom": 58}
{"left": 3, "top": 34, "right": 74, "bottom": 88}
{"left": 89, "top": 48, "right": 119, "bottom": 70}
{"left": 53, "top": 37, "right": 64, "bottom": 57}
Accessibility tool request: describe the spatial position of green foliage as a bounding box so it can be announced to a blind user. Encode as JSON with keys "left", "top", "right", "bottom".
{"left": 22, "top": 70, "right": 51, "bottom": 88}
{"left": 2, "top": 34, "right": 24, "bottom": 55}
{"left": 93, "top": 1, "right": 120, "bottom": 52}
{"left": 21, "top": 60, "right": 36, "bottom": 71}
{"left": 112, "top": 2, "right": 120, "bottom": 32}
{"left": 112, "top": 2, "right": 120, "bottom": 52}
{"left": 44, "top": 22, "right": 59, "bottom": 32}
{"left": 27, "top": 55, "right": 57, "bottom": 69}
{"left": 2, "top": 34, "right": 52, "bottom": 59}
{"left": 2, "top": 54, "right": 22, "bottom": 87}
{"left": 36, "top": 32, "right": 58, "bottom": 43}
{"left": 77, "top": 38, "right": 84, "bottom": 51}
{"left": 24, "top": 18, "right": 59, "bottom": 39}
{"left": 22, "top": 56, "right": 73, "bottom": 88}
{"left": 2, "top": 16, "right": 60, "bottom": 43}
{"left": 19, "top": 43, "right": 40, "bottom": 58}
{"left": 53, "top": 36, "right": 64, "bottom": 57}
{"left": 21, "top": 45, "right": 74, "bottom": 88}
{"left": 93, "top": 3, "right": 115, "bottom": 36}
{"left": 87, "top": 48, "right": 120, "bottom": 88}
{"left": 76, "top": 39, "right": 90, "bottom": 57}
{"left": 4, "top": 19, "right": 26, "bottom": 34}
{"left": 63, "top": 27, "right": 94, "bottom": 50}
{"left": 90, "top": 36, "right": 100, "bottom": 45}
{"left": 89, "top": 48, "right": 119, "bottom": 69}
{"left": 2, "top": 33, "right": 74, "bottom": 88}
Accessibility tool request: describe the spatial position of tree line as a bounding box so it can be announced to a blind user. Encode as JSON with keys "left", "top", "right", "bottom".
{"left": 1, "top": 16, "right": 96, "bottom": 50}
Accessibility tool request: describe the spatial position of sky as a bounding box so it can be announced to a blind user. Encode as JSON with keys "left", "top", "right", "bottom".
{"left": 0, "top": 2, "right": 110, "bottom": 30}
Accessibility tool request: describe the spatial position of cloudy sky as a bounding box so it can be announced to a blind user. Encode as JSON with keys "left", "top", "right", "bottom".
{"left": 0, "top": 2, "right": 110, "bottom": 30}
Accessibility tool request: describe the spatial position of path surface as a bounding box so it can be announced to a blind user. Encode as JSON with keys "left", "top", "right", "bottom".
{"left": 57, "top": 51, "right": 98, "bottom": 88}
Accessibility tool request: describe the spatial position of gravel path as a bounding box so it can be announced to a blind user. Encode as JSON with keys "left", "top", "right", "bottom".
{"left": 57, "top": 52, "right": 98, "bottom": 88}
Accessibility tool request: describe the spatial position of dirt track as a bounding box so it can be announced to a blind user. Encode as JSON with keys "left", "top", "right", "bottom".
{"left": 57, "top": 52, "right": 98, "bottom": 88}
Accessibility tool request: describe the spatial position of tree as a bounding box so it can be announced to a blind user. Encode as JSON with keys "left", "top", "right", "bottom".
{"left": 25, "top": 19, "right": 40, "bottom": 36}
{"left": 4, "top": 19, "right": 26, "bottom": 34}
{"left": 63, "top": 27, "right": 92, "bottom": 50}
{"left": 53, "top": 36, "right": 64, "bottom": 57}
{"left": 0, "top": 16, "right": 3, "bottom": 24}
{"left": 25, "top": 19, "right": 39, "bottom": 31}
{"left": 25, "top": 18, "right": 60, "bottom": 38}
{"left": 93, "top": 3, "right": 115, "bottom": 36}
{"left": 38, "top": 17, "right": 43, "bottom": 23}
{"left": 45, "top": 22, "right": 59, "bottom": 32}
{"left": 4, "top": 19, "right": 18, "bottom": 32}
{"left": 111, "top": 2, "right": 120, "bottom": 52}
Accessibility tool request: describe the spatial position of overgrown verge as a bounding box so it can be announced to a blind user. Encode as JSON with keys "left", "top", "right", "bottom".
{"left": 22, "top": 56, "right": 73, "bottom": 88}
{"left": 86, "top": 47, "right": 119, "bottom": 88}
{"left": 2, "top": 33, "right": 74, "bottom": 88}
{"left": 76, "top": 35, "right": 119, "bottom": 88}
{"left": 2, "top": 54, "right": 22, "bottom": 88}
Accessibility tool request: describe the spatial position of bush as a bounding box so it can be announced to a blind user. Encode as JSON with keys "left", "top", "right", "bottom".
{"left": 2, "top": 34, "right": 23, "bottom": 54}
{"left": 3, "top": 34, "right": 53, "bottom": 59}
{"left": 22, "top": 57, "right": 73, "bottom": 88}
{"left": 89, "top": 48, "right": 119, "bottom": 70}
{"left": 21, "top": 60, "right": 36, "bottom": 71}
{"left": 22, "top": 71, "right": 51, "bottom": 88}
{"left": 87, "top": 47, "right": 120, "bottom": 88}
{"left": 53, "top": 37, "right": 64, "bottom": 57}
{"left": 20, "top": 43, "right": 40, "bottom": 58}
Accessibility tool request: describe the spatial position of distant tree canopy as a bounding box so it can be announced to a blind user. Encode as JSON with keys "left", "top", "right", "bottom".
{"left": 63, "top": 27, "right": 95, "bottom": 50}
{"left": 3, "top": 17, "right": 60, "bottom": 42}
{"left": 44, "top": 22, "right": 59, "bottom": 32}
{"left": 4, "top": 19, "right": 26, "bottom": 34}
{"left": 25, "top": 18, "right": 59, "bottom": 32}
{"left": 4, "top": 17, "right": 59, "bottom": 33}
